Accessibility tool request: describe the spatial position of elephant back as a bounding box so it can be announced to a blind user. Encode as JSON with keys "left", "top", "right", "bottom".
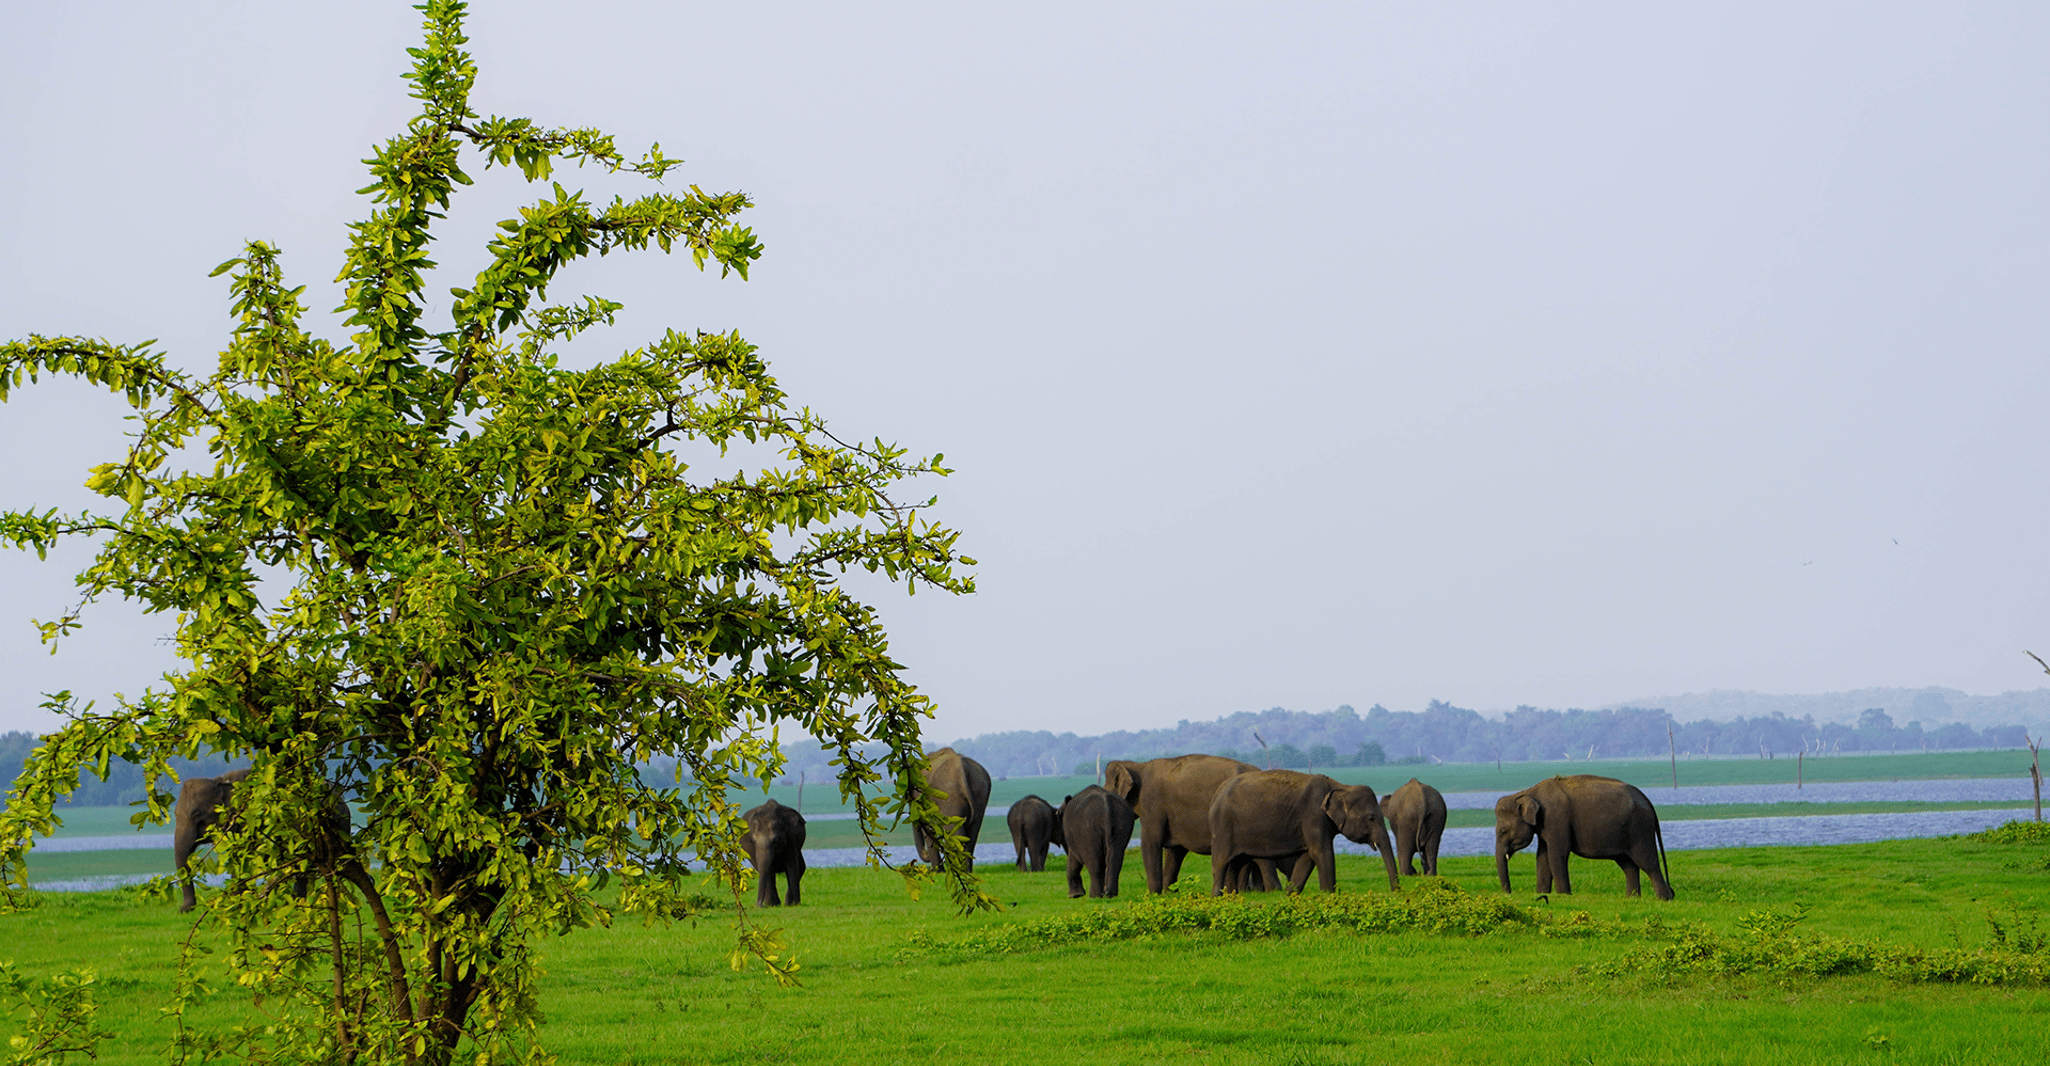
{"left": 1057, "top": 784, "right": 1135, "bottom": 832}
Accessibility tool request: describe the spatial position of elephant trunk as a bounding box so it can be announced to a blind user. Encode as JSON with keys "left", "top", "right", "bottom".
{"left": 1495, "top": 845, "right": 1512, "bottom": 894}
{"left": 174, "top": 821, "right": 200, "bottom": 912}
{"left": 1370, "top": 821, "right": 1400, "bottom": 891}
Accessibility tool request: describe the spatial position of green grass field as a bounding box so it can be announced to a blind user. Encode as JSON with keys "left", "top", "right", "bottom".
{"left": 5, "top": 827, "right": 2049, "bottom": 1065}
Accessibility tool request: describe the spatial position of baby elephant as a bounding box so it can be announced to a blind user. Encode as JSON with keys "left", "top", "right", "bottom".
{"left": 743, "top": 799, "right": 807, "bottom": 906}
{"left": 1054, "top": 786, "right": 1136, "bottom": 898}
{"left": 1382, "top": 777, "right": 1448, "bottom": 876}
{"left": 1494, "top": 774, "right": 1672, "bottom": 900}
{"left": 1007, "top": 795, "right": 1057, "bottom": 871}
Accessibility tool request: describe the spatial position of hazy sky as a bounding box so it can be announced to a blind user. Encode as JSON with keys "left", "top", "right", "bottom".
{"left": 4, "top": 3, "right": 2048, "bottom": 741}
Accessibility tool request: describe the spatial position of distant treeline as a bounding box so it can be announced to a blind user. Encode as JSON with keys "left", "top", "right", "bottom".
{"left": 824, "top": 702, "right": 2032, "bottom": 781}
{"left": 0, "top": 731, "right": 243, "bottom": 808}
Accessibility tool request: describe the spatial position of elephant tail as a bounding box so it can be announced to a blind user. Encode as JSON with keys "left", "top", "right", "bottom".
{"left": 1655, "top": 816, "right": 1672, "bottom": 897}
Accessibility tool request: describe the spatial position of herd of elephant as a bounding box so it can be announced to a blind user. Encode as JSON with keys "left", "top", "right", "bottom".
{"left": 170, "top": 749, "right": 1674, "bottom": 913}
{"left": 735, "top": 749, "right": 1675, "bottom": 908}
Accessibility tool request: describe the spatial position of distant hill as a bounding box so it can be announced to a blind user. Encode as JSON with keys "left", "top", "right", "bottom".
{"left": 1599, "top": 687, "right": 2050, "bottom": 729}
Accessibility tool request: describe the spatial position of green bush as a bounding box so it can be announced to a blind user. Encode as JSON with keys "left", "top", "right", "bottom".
{"left": 1969, "top": 819, "right": 2050, "bottom": 844}
{"left": 1598, "top": 902, "right": 2050, "bottom": 986}
{"left": 908, "top": 879, "right": 1538, "bottom": 957}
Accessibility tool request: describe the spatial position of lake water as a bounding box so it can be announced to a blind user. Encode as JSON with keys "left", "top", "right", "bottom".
{"left": 1433, "top": 777, "right": 2038, "bottom": 809}
{"left": 25, "top": 778, "right": 2039, "bottom": 889}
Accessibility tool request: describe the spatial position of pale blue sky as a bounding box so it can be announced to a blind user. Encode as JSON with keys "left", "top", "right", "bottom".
{"left": 3, "top": 3, "right": 2048, "bottom": 740}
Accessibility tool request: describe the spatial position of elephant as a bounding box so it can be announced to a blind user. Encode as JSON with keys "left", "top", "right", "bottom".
{"left": 172, "top": 768, "right": 352, "bottom": 913}
{"left": 1382, "top": 777, "right": 1448, "bottom": 876}
{"left": 910, "top": 748, "right": 992, "bottom": 872}
{"left": 1207, "top": 770, "right": 1400, "bottom": 895}
{"left": 1494, "top": 774, "right": 1673, "bottom": 900}
{"left": 742, "top": 799, "right": 807, "bottom": 906}
{"left": 1007, "top": 794, "right": 1056, "bottom": 872}
{"left": 1104, "top": 754, "right": 1278, "bottom": 893}
{"left": 1053, "top": 785, "right": 1135, "bottom": 898}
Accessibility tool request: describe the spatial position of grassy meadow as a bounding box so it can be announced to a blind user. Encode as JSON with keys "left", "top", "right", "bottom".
{"left": 6, "top": 827, "right": 2050, "bottom": 1065}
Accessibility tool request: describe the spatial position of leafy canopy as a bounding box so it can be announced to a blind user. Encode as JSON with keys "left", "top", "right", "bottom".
{"left": 0, "top": 2, "right": 985, "bottom": 1062}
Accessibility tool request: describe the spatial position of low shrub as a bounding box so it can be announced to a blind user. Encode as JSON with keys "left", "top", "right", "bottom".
{"left": 907, "top": 879, "right": 1539, "bottom": 957}
{"left": 1969, "top": 819, "right": 2050, "bottom": 845}
{"left": 1597, "top": 903, "right": 2050, "bottom": 987}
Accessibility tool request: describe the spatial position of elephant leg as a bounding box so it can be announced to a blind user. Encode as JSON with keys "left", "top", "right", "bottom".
{"left": 786, "top": 852, "right": 805, "bottom": 906}
{"left": 1067, "top": 848, "right": 1086, "bottom": 898}
{"left": 1033, "top": 841, "right": 1049, "bottom": 873}
{"left": 1617, "top": 857, "right": 1642, "bottom": 898}
{"left": 1315, "top": 844, "right": 1340, "bottom": 893}
{"left": 1625, "top": 840, "right": 1674, "bottom": 901}
{"left": 1549, "top": 843, "right": 1573, "bottom": 896}
{"left": 1161, "top": 845, "right": 1188, "bottom": 890}
{"left": 1210, "top": 851, "right": 1234, "bottom": 897}
{"left": 1640, "top": 845, "right": 1674, "bottom": 901}
{"left": 1423, "top": 834, "right": 1440, "bottom": 876}
{"left": 1532, "top": 841, "right": 1553, "bottom": 894}
{"left": 1088, "top": 851, "right": 1109, "bottom": 899}
{"left": 1396, "top": 824, "right": 1418, "bottom": 876}
{"left": 1140, "top": 828, "right": 1166, "bottom": 894}
{"left": 1106, "top": 822, "right": 1132, "bottom": 898}
{"left": 1014, "top": 841, "right": 1028, "bottom": 871}
{"left": 755, "top": 840, "right": 783, "bottom": 907}
{"left": 1279, "top": 853, "right": 1311, "bottom": 894}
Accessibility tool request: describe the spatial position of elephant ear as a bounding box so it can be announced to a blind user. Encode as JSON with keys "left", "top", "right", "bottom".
{"left": 1516, "top": 793, "right": 1542, "bottom": 827}
{"left": 1321, "top": 790, "right": 1353, "bottom": 824}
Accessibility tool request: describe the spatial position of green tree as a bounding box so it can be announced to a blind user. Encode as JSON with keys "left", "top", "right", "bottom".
{"left": 0, "top": 3, "right": 986, "bottom": 1062}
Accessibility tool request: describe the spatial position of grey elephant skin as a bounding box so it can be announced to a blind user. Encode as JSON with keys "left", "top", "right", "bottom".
{"left": 172, "top": 769, "right": 351, "bottom": 913}
{"left": 1054, "top": 785, "right": 1135, "bottom": 898}
{"left": 1006, "top": 794, "right": 1056, "bottom": 872}
{"left": 911, "top": 748, "right": 992, "bottom": 872}
{"left": 743, "top": 799, "right": 807, "bottom": 906}
{"left": 1382, "top": 777, "right": 1448, "bottom": 876}
{"left": 1105, "top": 754, "right": 1279, "bottom": 893}
{"left": 1494, "top": 774, "right": 1673, "bottom": 900}
{"left": 1207, "top": 770, "right": 1400, "bottom": 895}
